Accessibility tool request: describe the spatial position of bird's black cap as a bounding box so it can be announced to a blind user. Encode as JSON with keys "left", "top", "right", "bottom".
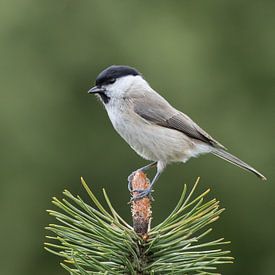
{"left": 95, "top": 65, "right": 141, "bottom": 86}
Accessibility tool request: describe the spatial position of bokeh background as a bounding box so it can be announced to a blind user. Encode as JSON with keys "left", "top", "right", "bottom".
{"left": 1, "top": 0, "right": 274, "bottom": 274}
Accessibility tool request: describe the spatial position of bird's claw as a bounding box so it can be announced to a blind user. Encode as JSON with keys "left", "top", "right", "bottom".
{"left": 128, "top": 171, "right": 136, "bottom": 182}
{"left": 127, "top": 171, "right": 137, "bottom": 191}
{"left": 131, "top": 188, "right": 154, "bottom": 201}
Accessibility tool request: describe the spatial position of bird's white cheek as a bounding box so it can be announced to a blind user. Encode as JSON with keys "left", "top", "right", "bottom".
{"left": 107, "top": 87, "right": 124, "bottom": 98}
{"left": 107, "top": 75, "right": 138, "bottom": 97}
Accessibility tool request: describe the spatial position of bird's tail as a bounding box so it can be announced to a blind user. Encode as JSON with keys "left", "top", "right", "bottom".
{"left": 211, "top": 148, "right": 266, "bottom": 181}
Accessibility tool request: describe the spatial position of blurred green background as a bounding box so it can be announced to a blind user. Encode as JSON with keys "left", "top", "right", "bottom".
{"left": 0, "top": 0, "right": 274, "bottom": 274}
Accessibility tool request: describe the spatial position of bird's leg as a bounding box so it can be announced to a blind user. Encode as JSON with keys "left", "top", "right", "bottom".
{"left": 128, "top": 161, "right": 157, "bottom": 191}
{"left": 132, "top": 170, "right": 162, "bottom": 200}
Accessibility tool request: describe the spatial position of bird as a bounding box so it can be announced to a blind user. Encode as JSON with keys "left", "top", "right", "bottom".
{"left": 88, "top": 65, "right": 266, "bottom": 199}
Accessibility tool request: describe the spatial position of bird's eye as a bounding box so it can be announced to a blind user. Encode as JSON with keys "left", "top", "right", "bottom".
{"left": 108, "top": 78, "right": 116, "bottom": 84}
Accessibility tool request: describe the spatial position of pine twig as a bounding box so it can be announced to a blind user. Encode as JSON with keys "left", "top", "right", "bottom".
{"left": 131, "top": 171, "right": 152, "bottom": 239}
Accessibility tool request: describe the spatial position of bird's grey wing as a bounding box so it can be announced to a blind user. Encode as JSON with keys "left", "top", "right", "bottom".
{"left": 165, "top": 112, "right": 226, "bottom": 149}
{"left": 133, "top": 91, "right": 225, "bottom": 149}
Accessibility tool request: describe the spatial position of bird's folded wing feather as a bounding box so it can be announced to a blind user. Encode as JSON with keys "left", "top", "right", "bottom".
{"left": 132, "top": 90, "right": 225, "bottom": 149}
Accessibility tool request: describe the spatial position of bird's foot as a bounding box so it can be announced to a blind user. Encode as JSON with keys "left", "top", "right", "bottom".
{"left": 128, "top": 170, "right": 148, "bottom": 191}
{"left": 128, "top": 162, "right": 157, "bottom": 191}
{"left": 131, "top": 187, "right": 154, "bottom": 201}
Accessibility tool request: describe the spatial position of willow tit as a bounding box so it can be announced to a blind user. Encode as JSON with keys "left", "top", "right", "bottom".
{"left": 88, "top": 65, "right": 266, "bottom": 198}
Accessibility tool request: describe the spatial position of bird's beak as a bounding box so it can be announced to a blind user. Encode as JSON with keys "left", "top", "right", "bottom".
{"left": 88, "top": 86, "right": 106, "bottom": 94}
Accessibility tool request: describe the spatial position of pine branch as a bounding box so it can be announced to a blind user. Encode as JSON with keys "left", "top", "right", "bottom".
{"left": 131, "top": 171, "right": 152, "bottom": 239}
{"left": 45, "top": 176, "right": 233, "bottom": 274}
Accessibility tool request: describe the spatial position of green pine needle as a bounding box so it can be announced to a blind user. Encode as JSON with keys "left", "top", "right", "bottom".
{"left": 45, "top": 178, "right": 233, "bottom": 274}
